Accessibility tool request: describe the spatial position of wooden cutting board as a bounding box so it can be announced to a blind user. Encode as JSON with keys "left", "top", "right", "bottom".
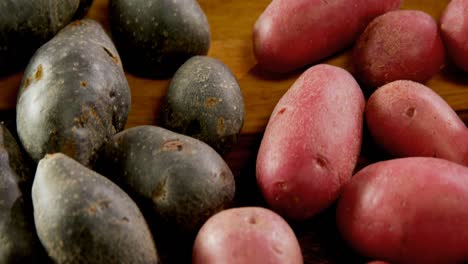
{"left": 0, "top": 0, "right": 466, "bottom": 263}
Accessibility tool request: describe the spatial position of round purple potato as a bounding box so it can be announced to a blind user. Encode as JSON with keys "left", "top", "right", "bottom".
{"left": 16, "top": 19, "right": 131, "bottom": 167}
{"left": 109, "top": 0, "right": 210, "bottom": 78}
{"left": 32, "top": 153, "right": 159, "bottom": 263}
{"left": 0, "top": 0, "right": 93, "bottom": 75}
{"left": 159, "top": 56, "right": 245, "bottom": 155}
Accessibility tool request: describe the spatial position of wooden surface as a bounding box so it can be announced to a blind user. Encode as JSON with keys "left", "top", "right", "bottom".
{"left": 0, "top": 0, "right": 467, "bottom": 263}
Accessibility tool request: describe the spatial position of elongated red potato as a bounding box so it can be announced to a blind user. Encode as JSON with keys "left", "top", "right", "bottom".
{"left": 253, "top": 0, "right": 401, "bottom": 73}
{"left": 192, "top": 207, "right": 303, "bottom": 264}
{"left": 256, "top": 64, "right": 365, "bottom": 220}
{"left": 353, "top": 10, "right": 445, "bottom": 88}
{"left": 440, "top": 0, "right": 468, "bottom": 72}
{"left": 366, "top": 80, "right": 468, "bottom": 165}
{"left": 337, "top": 157, "right": 468, "bottom": 264}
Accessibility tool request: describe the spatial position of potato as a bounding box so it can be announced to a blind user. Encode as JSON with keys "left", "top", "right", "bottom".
{"left": 32, "top": 153, "right": 159, "bottom": 263}
{"left": 440, "top": 0, "right": 468, "bottom": 72}
{"left": 353, "top": 10, "right": 445, "bottom": 88}
{"left": 193, "top": 207, "right": 303, "bottom": 264}
{"left": 366, "top": 80, "right": 468, "bottom": 165}
{"left": 253, "top": 0, "right": 401, "bottom": 73}
{"left": 337, "top": 157, "right": 468, "bottom": 264}
{"left": 0, "top": 0, "right": 93, "bottom": 75}
{"left": 0, "top": 125, "right": 44, "bottom": 263}
{"left": 16, "top": 19, "right": 131, "bottom": 167}
{"left": 96, "top": 125, "right": 235, "bottom": 234}
{"left": 256, "top": 64, "right": 365, "bottom": 220}
{"left": 109, "top": 0, "right": 210, "bottom": 78}
{"left": 159, "top": 56, "right": 245, "bottom": 155}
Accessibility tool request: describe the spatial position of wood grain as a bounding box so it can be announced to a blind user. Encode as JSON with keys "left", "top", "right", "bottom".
{"left": 0, "top": 0, "right": 467, "bottom": 263}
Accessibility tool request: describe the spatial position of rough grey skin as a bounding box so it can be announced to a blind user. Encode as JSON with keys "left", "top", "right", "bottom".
{"left": 0, "top": 125, "right": 42, "bottom": 263}
{"left": 32, "top": 153, "right": 159, "bottom": 264}
{"left": 0, "top": 0, "right": 93, "bottom": 76}
{"left": 16, "top": 19, "right": 131, "bottom": 167}
{"left": 96, "top": 126, "right": 235, "bottom": 234}
{"left": 109, "top": 0, "right": 210, "bottom": 78}
{"left": 159, "top": 56, "right": 245, "bottom": 155}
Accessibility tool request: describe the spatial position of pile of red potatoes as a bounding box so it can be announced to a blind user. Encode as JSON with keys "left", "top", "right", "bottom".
{"left": 248, "top": 0, "right": 468, "bottom": 263}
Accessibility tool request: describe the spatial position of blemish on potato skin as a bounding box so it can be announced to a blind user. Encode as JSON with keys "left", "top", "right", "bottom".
{"left": 405, "top": 107, "right": 416, "bottom": 118}
{"left": 217, "top": 117, "right": 225, "bottom": 135}
{"left": 35, "top": 65, "right": 43, "bottom": 81}
{"left": 152, "top": 175, "right": 169, "bottom": 201}
{"left": 272, "top": 244, "right": 283, "bottom": 255}
{"left": 162, "top": 140, "right": 183, "bottom": 151}
{"left": 70, "top": 20, "right": 85, "bottom": 27}
{"left": 277, "top": 108, "right": 286, "bottom": 115}
{"left": 276, "top": 182, "right": 288, "bottom": 191}
{"left": 87, "top": 200, "right": 111, "bottom": 215}
{"left": 80, "top": 81, "right": 87, "bottom": 88}
{"left": 204, "top": 97, "right": 219, "bottom": 108}
{"left": 23, "top": 78, "right": 31, "bottom": 89}
{"left": 102, "top": 46, "right": 120, "bottom": 64}
{"left": 315, "top": 155, "right": 328, "bottom": 169}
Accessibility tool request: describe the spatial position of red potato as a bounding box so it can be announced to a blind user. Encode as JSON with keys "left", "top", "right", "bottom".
{"left": 192, "top": 207, "right": 303, "bottom": 264}
{"left": 337, "top": 157, "right": 468, "bottom": 264}
{"left": 256, "top": 64, "right": 365, "bottom": 220}
{"left": 366, "top": 80, "right": 468, "bottom": 166}
{"left": 441, "top": 0, "right": 468, "bottom": 72}
{"left": 353, "top": 10, "right": 445, "bottom": 88}
{"left": 253, "top": 0, "right": 402, "bottom": 73}
{"left": 367, "top": 261, "right": 391, "bottom": 264}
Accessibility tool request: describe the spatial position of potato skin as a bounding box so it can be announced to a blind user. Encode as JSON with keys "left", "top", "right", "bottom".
{"left": 32, "top": 153, "right": 159, "bottom": 264}
{"left": 253, "top": 0, "right": 401, "bottom": 73}
{"left": 366, "top": 80, "right": 468, "bottom": 165}
{"left": 353, "top": 10, "right": 445, "bottom": 88}
{"left": 109, "top": 0, "right": 210, "bottom": 78}
{"left": 16, "top": 19, "right": 130, "bottom": 167}
{"left": 193, "top": 207, "right": 303, "bottom": 264}
{"left": 440, "top": 0, "right": 468, "bottom": 72}
{"left": 159, "top": 56, "right": 245, "bottom": 155}
{"left": 337, "top": 157, "right": 468, "bottom": 264}
{"left": 0, "top": 0, "right": 93, "bottom": 75}
{"left": 256, "top": 64, "right": 365, "bottom": 220}
{"left": 95, "top": 125, "right": 235, "bottom": 234}
{"left": 0, "top": 125, "right": 43, "bottom": 263}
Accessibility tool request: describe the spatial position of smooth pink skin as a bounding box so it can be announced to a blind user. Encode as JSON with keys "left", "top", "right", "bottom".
{"left": 441, "top": 0, "right": 468, "bottom": 72}
{"left": 192, "top": 207, "right": 303, "bottom": 264}
{"left": 366, "top": 80, "right": 468, "bottom": 166}
{"left": 253, "top": 0, "right": 401, "bottom": 73}
{"left": 256, "top": 64, "right": 365, "bottom": 220}
{"left": 353, "top": 10, "right": 445, "bottom": 88}
{"left": 337, "top": 157, "right": 468, "bottom": 264}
